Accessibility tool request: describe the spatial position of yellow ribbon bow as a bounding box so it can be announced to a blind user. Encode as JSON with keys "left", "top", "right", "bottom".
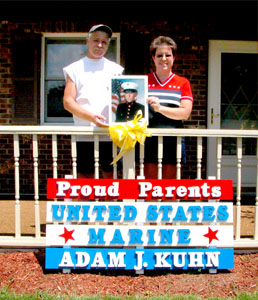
{"left": 109, "top": 110, "right": 152, "bottom": 164}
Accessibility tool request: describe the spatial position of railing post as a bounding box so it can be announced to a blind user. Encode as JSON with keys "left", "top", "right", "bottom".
{"left": 255, "top": 138, "right": 258, "bottom": 240}
{"left": 13, "top": 134, "right": 21, "bottom": 238}
{"left": 216, "top": 137, "right": 222, "bottom": 180}
{"left": 52, "top": 134, "right": 58, "bottom": 179}
{"left": 94, "top": 136, "right": 99, "bottom": 179}
{"left": 139, "top": 144, "right": 144, "bottom": 177}
{"left": 71, "top": 135, "right": 77, "bottom": 179}
{"left": 157, "top": 136, "right": 163, "bottom": 179}
{"left": 33, "top": 134, "right": 40, "bottom": 239}
{"left": 112, "top": 143, "right": 118, "bottom": 179}
{"left": 123, "top": 149, "right": 135, "bottom": 179}
{"left": 197, "top": 137, "right": 202, "bottom": 179}
{"left": 176, "top": 136, "right": 182, "bottom": 179}
{"left": 235, "top": 137, "right": 242, "bottom": 241}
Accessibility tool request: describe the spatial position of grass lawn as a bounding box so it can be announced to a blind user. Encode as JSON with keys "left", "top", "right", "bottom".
{"left": 0, "top": 289, "right": 257, "bottom": 300}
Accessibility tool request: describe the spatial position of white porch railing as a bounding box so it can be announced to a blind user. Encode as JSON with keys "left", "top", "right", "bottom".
{"left": 0, "top": 126, "right": 257, "bottom": 249}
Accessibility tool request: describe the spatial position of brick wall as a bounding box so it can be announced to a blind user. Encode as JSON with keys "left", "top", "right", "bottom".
{"left": 0, "top": 3, "right": 256, "bottom": 197}
{"left": 0, "top": 21, "right": 13, "bottom": 124}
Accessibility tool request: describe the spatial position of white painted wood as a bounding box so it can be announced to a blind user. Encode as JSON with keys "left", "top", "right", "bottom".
{"left": 0, "top": 237, "right": 257, "bottom": 249}
{"left": 158, "top": 136, "right": 163, "bottom": 179}
{"left": 197, "top": 137, "right": 202, "bottom": 179}
{"left": 123, "top": 148, "right": 135, "bottom": 179}
{"left": 46, "top": 202, "right": 234, "bottom": 223}
{"left": 112, "top": 143, "right": 117, "bottom": 179}
{"left": 94, "top": 136, "right": 99, "bottom": 179}
{"left": 139, "top": 144, "right": 144, "bottom": 177}
{"left": 235, "top": 138, "right": 242, "bottom": 240}
{"left": 220, "top": 157, "right": 256, "bottom": 187}
{"left": 71, "top": 135, "right": 77, "bottom": 178}
{"left": 255, "top": 139, "right": 258, "bottom": 239}
{"left": 33, "top": 135, "right": 40, "bottom": 238}
{"left": 13, "top": 134, "right": 21, "bottom": 238}
{"left": 52, "top": 134, "right": 58, "bottom": 179}
{"left": 0, "top": 126, "right": 256, "bottom": 249}
{"left": 216, "top": 137, "right": 222, "bottom": 180}
{"left": 207, "top": 40, "right": 258, "bottom": 186}
{"left": 1, "top": 126, "right": 257, "bottom": 137}
{"left": 46, "top": 224, "right": 234, "bottom": 247}
{"left": 176, "top": 136, "right": 182, "bottom": 179}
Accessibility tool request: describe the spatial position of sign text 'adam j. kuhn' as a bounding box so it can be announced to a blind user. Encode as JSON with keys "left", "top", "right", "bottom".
{"left": 45, "top": 179, "right": 234, "bottom": 271}
{"left": 45, "top": 248, "right": 234, "bottom": 270}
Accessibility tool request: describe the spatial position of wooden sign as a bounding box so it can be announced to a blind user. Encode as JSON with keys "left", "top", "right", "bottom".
{"left": 46, "top": 224, "right": 233, "bottom": 247}
{"left": 45, "top": 248, "right": 234, "bottom": 270}
{"left": 47, "top": 179, "right": 233, "bottom": 200}
{"left": 46, "top": 202, "right": 233, "bottom": 223}
{"left": 45, "top": 179, "right": 234, "bottom": 271}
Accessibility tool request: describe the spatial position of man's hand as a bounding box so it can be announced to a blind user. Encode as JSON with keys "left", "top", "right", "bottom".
{"left": 63, "top": 76, "right": 110, "bottom": 127}
{"left": 92, "top": 114, "right": 109, "bottom": 128}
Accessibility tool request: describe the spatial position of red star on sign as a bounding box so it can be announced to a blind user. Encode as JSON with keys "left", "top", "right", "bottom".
{"left": 59, "top": 227, "right": 75, "bottom": 244}
{"left": 203, "top": 227, "right": 219, "bottom": 244}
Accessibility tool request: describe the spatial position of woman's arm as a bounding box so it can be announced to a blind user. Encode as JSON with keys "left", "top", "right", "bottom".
{"left": 147, "top": 96, "right": 193, "bottom": 121}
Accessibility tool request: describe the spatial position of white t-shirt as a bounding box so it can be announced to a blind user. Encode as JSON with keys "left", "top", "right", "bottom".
{"left": 63, "top": 56, "right": 124, "bottom": 141}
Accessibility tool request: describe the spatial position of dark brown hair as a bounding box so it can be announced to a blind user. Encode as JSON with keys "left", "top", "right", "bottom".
{"left": 150, "top": 36, "right": 177, "bottom": 57}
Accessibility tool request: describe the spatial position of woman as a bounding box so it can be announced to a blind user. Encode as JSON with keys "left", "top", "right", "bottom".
{"left": 144, "top": 36, "right": 193, "bottom": 179}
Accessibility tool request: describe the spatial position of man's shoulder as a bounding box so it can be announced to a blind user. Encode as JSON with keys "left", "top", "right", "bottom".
{"left": 103, "top": 58, "right": 124, "bottom": 71}
{"left": 103, "top": 57, "right": 119, "bottom": 65}
{"left": 64, "top": 57, "right": 85, "bottom": 70}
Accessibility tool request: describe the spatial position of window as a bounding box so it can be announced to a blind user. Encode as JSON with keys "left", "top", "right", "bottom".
{"left": 41, "top": 33, "right": 121, "bottom": 124}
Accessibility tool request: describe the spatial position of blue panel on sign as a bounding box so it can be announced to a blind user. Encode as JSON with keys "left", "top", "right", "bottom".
{"left": 45, "top": 248, "right": 234, "bottom": 270}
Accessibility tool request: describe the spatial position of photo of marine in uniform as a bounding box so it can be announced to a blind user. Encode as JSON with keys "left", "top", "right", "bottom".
{"left": 115, "top": 82, "right": 145, "bottom": 122}
{"left": 110, "top": 76, "right": 148, "bottom": 124}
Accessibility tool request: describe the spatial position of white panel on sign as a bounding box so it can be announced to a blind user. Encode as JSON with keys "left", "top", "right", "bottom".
{"left": 46, "top": 202, "right": 233, "bottom": 224}
{"left": 46, "top": 224, "right": 233, "bottom": 247}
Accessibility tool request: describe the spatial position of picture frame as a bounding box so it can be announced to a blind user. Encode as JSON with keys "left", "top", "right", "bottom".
{"left": 109, "top": 75, "right": 148, "bottom": 125}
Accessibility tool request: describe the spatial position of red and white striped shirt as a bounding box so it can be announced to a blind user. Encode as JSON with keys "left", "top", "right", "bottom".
{"left": 148, "top": 72, "right": 193, "bottom": 128}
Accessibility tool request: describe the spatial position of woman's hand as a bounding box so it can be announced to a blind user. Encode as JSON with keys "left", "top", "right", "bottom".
{"left": 147, "top": 96, "right": 161, "bottom": 112}
{"left": 147, "top": 96, "right": 193, "bottom": 121}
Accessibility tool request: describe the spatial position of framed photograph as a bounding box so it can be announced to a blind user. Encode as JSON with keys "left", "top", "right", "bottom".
{"left": 109, "top": 75, "right": 148, "bottom": 125}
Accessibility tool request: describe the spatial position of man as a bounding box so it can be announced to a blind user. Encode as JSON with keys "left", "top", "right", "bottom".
{"left": 63, "top": 24, "right": 124, "bottom": 178}
{"left": 115, "top": 82, "right": 145, "bottom": 122}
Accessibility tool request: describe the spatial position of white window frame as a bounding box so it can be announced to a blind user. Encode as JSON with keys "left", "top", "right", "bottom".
{"left": 40, "top": 32, "right": 121, "bottom": 125}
